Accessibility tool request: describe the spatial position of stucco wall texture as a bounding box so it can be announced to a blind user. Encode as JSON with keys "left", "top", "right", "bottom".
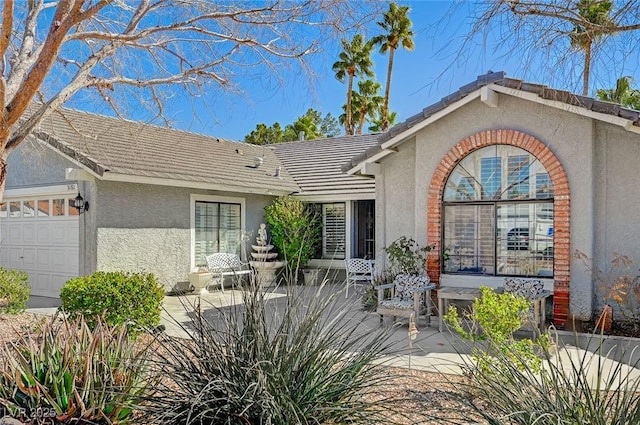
{"left": 6, "top": 139, "right": 76, "bottom": 187}
{"left": 93, "top": 181, "right": 274, "bottom": 291}
{"left": 376, "top": 94, "right": 637, "bottom": 322}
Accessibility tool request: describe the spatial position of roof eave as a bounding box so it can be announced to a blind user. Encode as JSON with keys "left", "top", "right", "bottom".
{"left": 344, "top": 89, "right": 483, "bottom": 175}
{"left": 100, "top": 172, "right": 296, "bottom": 195}
{"left": 489, "top": 83, "right": 640, "bottom": 134}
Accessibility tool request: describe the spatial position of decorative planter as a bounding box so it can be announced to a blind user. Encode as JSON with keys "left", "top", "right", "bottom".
{"left": 188, "top": 272, "right": 213, "bottom": 293}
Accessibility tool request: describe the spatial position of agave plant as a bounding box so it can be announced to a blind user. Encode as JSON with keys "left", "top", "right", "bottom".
{"left": 143, "top": 275, "right": 412, "bottom": 425}
{"left": 0, "top": 314, "right": 154, "bottom": 424}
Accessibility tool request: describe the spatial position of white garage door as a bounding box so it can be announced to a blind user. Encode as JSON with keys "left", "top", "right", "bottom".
{"left": 0, "top": 187, "right": 80, "bottom": 298}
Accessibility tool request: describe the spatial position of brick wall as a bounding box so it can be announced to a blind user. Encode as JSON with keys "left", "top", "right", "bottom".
{"left": 426, "top": 129, "right": 571, "bottom": 326}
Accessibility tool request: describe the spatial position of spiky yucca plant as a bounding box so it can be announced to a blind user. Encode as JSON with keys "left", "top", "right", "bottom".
{"left": 435, "top": 329, "right": 640, "bottom": 424}
{"left": 144, "top": 277, "right": 410, "bottom": 425}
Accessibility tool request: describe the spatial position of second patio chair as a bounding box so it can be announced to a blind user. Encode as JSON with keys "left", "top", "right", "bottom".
{"left": 344, "top": 258, "right": 375, "bottom": 298}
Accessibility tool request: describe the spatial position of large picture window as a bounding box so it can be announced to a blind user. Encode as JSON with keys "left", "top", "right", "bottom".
{"left": 194, "top": 201, "right": 241, "bottom": 266}
{"left": 443, "top": 145, "right": 554, "bottom": 277}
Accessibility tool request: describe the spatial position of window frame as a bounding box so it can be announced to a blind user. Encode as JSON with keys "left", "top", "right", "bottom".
{"left": 442, "top": 146, "right": 554, "bottom": 278}
{"left": 190, "top": 194, "right": 245, "bottom": 271}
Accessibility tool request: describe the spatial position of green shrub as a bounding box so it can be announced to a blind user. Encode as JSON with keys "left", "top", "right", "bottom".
{"left": 0, "top": 315, "right": 153, "bottom": 423}
{"left": 436, "top": 330, "right": 640, "bottom": 424}
{"left": 145, "top": 279, "right": 409, "bottom": 424}
{"left": 444, "top": 286, "right": 550, "bottom": 372}
{"left": 264, "top": 195, "right": 320, "bottom": 268}
{"left": 0, "top": 267, "right": 30, "bottom": 314}
{"left": 383, "top": 236, "right": 432, "bottom": 276}
{"left": 60, "top": 271, "right": 164, "bottom": 334}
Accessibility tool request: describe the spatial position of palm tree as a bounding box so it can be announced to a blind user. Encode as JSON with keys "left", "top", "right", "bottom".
{"left": 372, "top": 2, "right": 414, "bottom": 131}
{"left": 368, "top": 107, "right": 397, "bottom": 133}
{"left": 352, "top": 80, "right": 384, "bottom": 134}
{"left": 332, "top": 34, "right": 374, "bottom": 135}
{"left": 596, "top": 76, "right": 640, "bottom": 110}
{"left": 570, "top": 0, "right": 614, "bottom": 96}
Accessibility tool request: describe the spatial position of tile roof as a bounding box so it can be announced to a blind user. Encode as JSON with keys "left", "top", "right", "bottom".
{"left": 272, "top": 134, "right": 378, "bottom": 196}
{"left": 343, "top": 71, "right": 640, "bottom": 172}
{"left": 31, "top": 108, "right": 300, "bottom": 194}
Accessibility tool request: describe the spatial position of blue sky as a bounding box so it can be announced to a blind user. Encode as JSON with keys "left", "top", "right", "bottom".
{"left": 116, "top": 1, "right": 640, "bottom": 142}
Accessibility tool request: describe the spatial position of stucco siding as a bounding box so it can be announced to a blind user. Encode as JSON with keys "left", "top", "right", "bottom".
{"left": 93, "top": 180, "right": 274, "bottom": 291}
{"left": 378, "top": 139, "right": 416, "bottom": 261}
{"left": 593, "top": 123, "right": 640, "bottom": 315}
{"left": 378, "top": 94, "right": 598, "bottom": 319}
{"left": 6, "top": 139, "right": 77, "bottom": 188}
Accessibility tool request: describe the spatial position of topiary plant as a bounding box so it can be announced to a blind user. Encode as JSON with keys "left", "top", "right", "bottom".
{"left": 0, "top": 267, "right": 30, "bottom": 314}
{"left": 264, "top": 195, "right": 320, "bottom": 268}
{"left": 60, "top": 271, "right": 164, "bottom": 335}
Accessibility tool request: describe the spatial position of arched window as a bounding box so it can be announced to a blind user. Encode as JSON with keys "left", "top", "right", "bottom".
{"left": 443, "top": 145, "right": 554, "bottom": 277}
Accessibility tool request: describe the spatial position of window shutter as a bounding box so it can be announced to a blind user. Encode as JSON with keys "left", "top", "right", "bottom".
{"left": 323, "top": 203, "right": 346, "bottom": 259}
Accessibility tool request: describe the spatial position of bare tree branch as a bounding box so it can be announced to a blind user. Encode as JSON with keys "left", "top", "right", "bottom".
{"left": 438, "top": 0, "right": 640, "bottom": 95}
{"left": 0, "top": 0, "right": 381, "bottom": 164}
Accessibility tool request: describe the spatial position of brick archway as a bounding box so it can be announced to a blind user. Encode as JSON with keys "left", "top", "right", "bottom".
{"left": 426, "top": 129, "right": 570, "bottom": 326}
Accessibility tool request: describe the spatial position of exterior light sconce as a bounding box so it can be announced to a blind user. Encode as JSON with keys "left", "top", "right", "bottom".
{"left": 73, "top": 193, "right": 89, "bottom": 214}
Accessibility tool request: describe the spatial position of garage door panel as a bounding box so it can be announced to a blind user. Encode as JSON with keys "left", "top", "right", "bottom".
{"left": 22, "top": 223, "right": 37, "bottom": 244}
{"left": 37, "top": 248, "right": 51, "bottom": 269}
{"left": 8, "top": 226, "right": 21, "bottom": 243}
{"left": 21, "top": 248, "right": 36, "bottom": 268}
{"left": 32, "top": 273, "right": 51, "bottom": 293}
{"left": 51, "top": 249, "right": 71, "bottom": 272}
{"left": 0, "top": 192, "right": 79, "bottom": 297}
{"left": 36, "top": 223, "right": 51, "bottom": 244}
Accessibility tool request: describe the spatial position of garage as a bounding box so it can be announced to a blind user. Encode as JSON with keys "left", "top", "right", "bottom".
{"left": 0, "top": 185, "right": 80, "bottom": 298}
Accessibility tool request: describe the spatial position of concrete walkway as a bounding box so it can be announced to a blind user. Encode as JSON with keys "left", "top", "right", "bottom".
{"left": 28, "top": 284, "right": 640, "bottom": 384}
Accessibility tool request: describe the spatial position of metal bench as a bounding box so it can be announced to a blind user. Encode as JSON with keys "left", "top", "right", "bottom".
{"left": 205, "top": 253, "right": 252, "bottom": 293}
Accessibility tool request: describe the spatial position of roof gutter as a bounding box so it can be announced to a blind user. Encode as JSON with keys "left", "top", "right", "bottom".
{"left": 99, "top": 172, "right": 294, "bottom": 196}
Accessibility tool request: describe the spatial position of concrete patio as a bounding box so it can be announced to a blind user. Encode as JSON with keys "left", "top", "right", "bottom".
{"left": 26, "top": 283, "right": 640, "bottom": 384}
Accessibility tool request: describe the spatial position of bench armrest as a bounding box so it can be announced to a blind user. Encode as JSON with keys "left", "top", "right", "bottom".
{"left": 375, "top": 283, "right": 395, "bottom": 290}
{"left": 413, "top": 284, "right": 436, "bottom": 293}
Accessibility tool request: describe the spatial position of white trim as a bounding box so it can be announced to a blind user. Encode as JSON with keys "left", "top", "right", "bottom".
{"left": 381, "top": 90, "right": 482, "bottom": 151}
{"left": 105, "top": 172, "right": 293, "bottom": 196}
{"left": 346, "top": 83, "right": 640, "bottom": 175}
{"left": 65, "top": 168, "right": 95, "bottom": 182}
{"left": 4, "top": 184, "right": 79, "bottom": 199}
{"left": 489, "top": 84, "right": 640, "bottom": 134}
{"left": 481, "top": 86, "right": 499, "bottom": 108}
{"left": 189, "top": 194, "right": 246, "bottom": 271}
{"left": 295, "top": 193, "right": 374, "bottom": 202}
{"left": 345, "top": 89, "right": 482, "bottom": 175}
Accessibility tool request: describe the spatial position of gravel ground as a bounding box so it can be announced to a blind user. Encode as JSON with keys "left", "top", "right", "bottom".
{"left": 0, "top": 312, "right": 478, "bottom": 424}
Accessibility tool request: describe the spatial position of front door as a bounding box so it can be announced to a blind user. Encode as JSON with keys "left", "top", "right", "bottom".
{"left": 354, "top": 200, "right": 375, "bottom": 259}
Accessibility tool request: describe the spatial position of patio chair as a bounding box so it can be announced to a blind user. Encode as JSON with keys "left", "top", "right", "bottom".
{"left": 344, "top": 258, "right": 375, "bottom": 298}
{"left": 205, "top": 253, "right": 252, "bottom": 293}
{"left": 503, "top": 277, "right": 551, "bottom": 335}
{"left": 376, "top": 274, "right": 435, "bottom": 326}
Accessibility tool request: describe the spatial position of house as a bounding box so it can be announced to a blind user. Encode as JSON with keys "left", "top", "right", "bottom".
{"left": 1, "top": 108, "right": 376, "bottom": 297}
{"left": 272, "top": 136, "right": 377, "bottom": 265}
{"left": 344, "top": 71, "right": 640, "bottom": 326}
